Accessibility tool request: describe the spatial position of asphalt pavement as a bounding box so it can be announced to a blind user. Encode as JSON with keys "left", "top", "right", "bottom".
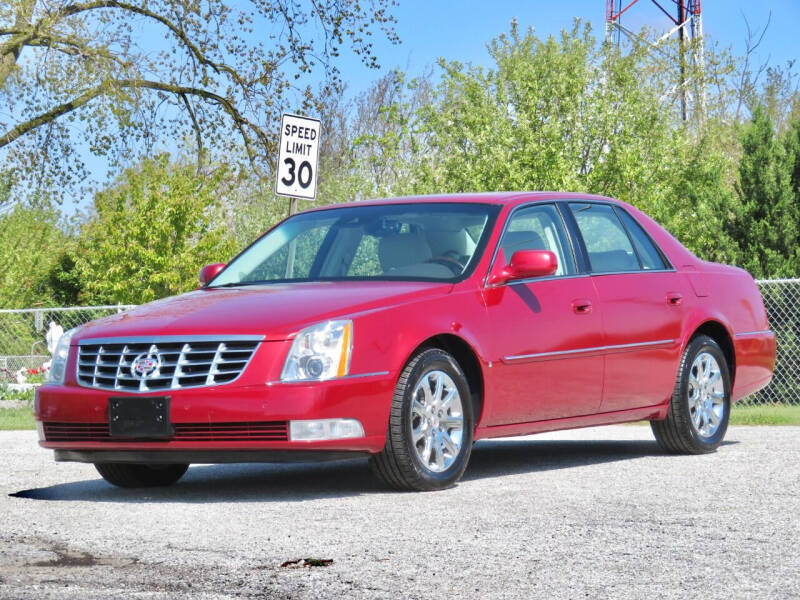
{"left": 1, "top": 425, "right": 798, "bottom": 599}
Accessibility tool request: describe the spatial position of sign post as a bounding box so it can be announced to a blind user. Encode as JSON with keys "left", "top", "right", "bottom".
{"left": 275, "top": 113, "right": 321, "bottom": 215}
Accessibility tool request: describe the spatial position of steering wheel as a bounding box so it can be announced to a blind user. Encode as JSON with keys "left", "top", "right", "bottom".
{"left": 425, "top": 253, "right": 465, "bottom": 275}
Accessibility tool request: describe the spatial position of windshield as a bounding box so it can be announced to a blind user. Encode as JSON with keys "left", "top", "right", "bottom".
{"left": 209, "top": 203, "right": 500, "bottom": 286}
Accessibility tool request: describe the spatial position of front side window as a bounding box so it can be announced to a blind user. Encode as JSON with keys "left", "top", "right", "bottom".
{"left": 498, "top": 204, "right": 576, "bottom": 276}
{"left": 208, "top": 203, "right": 499, "bottom": 286}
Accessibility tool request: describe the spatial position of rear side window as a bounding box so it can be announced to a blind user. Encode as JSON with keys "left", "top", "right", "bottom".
{"left": 569, "top": 203, "right": 639, "bottom": 273}
{"left": 615, "top": 208, "right": 668, "bottom": 270}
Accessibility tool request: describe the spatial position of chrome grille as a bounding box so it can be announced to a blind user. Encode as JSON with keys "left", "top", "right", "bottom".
{"left": 76, "top": 335, "right": 262, "bottom": 392}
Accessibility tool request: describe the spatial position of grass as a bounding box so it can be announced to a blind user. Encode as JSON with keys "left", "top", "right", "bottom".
{"left": 0, "top": 406, "right": 36, "bottom": 431}
{"left": 728, "top": 404, "right": 800, "bottom": 425}
{"left": 623, "top": 404, "right": 800, "bottom": 427}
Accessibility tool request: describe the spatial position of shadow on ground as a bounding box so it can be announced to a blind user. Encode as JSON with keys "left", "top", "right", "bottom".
{"left": 9, "top": 438, "right": 736, "bottom": 503}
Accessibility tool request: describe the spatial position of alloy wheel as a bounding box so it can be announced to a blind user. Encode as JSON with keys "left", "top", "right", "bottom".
{"left": 688, "top": 351, "right": 726, "bottom": 438}
{"left": 409, "top": 370, "right": 464, "bottom": 473}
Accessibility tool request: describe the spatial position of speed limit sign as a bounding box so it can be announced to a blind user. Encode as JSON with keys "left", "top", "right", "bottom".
{"left": 275, "top": 113, "right": 321, "bottom": 200}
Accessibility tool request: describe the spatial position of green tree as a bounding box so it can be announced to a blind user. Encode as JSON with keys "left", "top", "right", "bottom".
{"left": 44, "top": 251, "right": 83, "bottom": 306}
{"left": 312, "top": 70, "right": 434, "bottom": 203}
{"left": 72, "top": 155, "right": 238, "bottom": 303}
{"left": 0, "top": 197, "right": 69, "bottom": 308}
{"left": 658, "top": 130, "right": 741, "bottom": 265}
{"left": 785, "top": 110, "right": 800, "bottom": 199}
{"left": 0, "top": 0, "right": 398, "bottom": 200}
{"left": 219, "top": 176, "right": 297, "bottom": 247}
{"left": 728, "top": 105, "right": 799, "bottom": 278}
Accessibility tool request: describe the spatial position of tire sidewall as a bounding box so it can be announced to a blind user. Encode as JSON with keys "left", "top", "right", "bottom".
{"left": 401, "top": 350, "right": 474, "bottom": 488}
{"left": 679, "top": 337, "right": 731, "bottom": 449}
{"left": 95, "top": 462, "right": 188, "bottom": 487}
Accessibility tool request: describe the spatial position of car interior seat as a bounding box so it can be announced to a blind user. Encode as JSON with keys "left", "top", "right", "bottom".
{"left": 378, "top": 233, "right": 433, "bottom": 272}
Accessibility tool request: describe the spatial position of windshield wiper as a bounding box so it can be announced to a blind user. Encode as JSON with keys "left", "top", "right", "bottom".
{"left": 207, "top": 281, "right": 268, "bottom": 289}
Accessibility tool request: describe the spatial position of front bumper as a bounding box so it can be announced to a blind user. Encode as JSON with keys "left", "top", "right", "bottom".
{"left": 36, "top": 373, "right": 394, "bottom": 460}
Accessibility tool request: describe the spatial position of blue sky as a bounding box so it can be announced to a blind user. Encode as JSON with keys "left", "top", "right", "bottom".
{"left": 335, "top": 1, "right": 798, "bottom": 96}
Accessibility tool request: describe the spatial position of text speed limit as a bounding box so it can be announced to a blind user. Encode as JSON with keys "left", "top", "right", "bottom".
{"left": 275, "top": 113, "right": 321, "bottom": 200}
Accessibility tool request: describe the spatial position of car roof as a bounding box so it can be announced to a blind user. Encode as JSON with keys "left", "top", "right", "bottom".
{"left": 308, "top": 192, "right": 620, "bottom": 212}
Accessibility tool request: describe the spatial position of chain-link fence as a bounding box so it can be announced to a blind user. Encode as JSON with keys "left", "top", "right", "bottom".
{"left": 0, "top": 305, "right": 134, "bottom": 382}
{"left": 751, "top": 279, "right": 799, "bottom": 405}
{"left": 0, "top": 280, "right": 798, "bottom": 405}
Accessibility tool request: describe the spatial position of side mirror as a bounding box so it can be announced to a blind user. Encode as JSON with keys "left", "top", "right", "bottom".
{"left": 199, "top": 263, "right": 226, "bottom": 286}
{"left": 489, "top": 250, "right": 558, "bottom": 286}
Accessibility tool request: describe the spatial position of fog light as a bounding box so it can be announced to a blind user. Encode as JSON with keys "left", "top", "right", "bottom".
{"left": 289, "top": 419, "right": 365, "bottom": 441}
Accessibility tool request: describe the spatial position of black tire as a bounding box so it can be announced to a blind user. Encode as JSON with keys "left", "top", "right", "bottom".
{"left": 94, "top": 463, "right": 189, "bottom": 488}
{"left": 651, "top": 335, "right": 731, "bottom": 454}
{"left": 370, "top": 348, "right": 474, "bottom": 491}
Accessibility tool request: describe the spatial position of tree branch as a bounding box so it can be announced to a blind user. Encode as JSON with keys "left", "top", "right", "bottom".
{"left": 0, "top": 86, "right": 104, "bottom": 147}
{"left": 25, "top": 34, "right": 129, "bottom": 68}
{"left": 179, "top": 92, "right": 204, "bottom": 174}
{"left": 0, "top": 32, "right": 35, "bottom": 84}
{"left": 46, "top": 1, "right": 249, "bottom": 88}
{"left": 735, "top": 11, "right": 772, "bottom": 121}
{"left": 0, "top": 2, "right": 36, "bottom": 84}
{"left": 0, "top": 78, "right": 269, "bottom": 178}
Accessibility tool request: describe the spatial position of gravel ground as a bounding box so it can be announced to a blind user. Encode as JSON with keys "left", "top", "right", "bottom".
{"left": 1, "top": 425, "right": 798, "bottom": 599}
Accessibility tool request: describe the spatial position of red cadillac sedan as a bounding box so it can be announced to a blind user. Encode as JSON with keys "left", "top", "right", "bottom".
{"left": 36, "top": 193, "right": 776, "bottom": 491}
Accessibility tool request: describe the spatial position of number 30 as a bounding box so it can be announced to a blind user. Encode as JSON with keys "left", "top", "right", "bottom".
{"left": 281, "top": 158, "right": 313, "bottom": 189}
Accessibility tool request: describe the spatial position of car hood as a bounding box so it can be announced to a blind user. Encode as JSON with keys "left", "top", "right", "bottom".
{"left": 73, "top": 281, "right": 453, "bottom": 342}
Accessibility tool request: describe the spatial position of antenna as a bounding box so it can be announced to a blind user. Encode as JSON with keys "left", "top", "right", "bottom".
{"left": 605, "top": 1, "right": 704, "bottom": 121}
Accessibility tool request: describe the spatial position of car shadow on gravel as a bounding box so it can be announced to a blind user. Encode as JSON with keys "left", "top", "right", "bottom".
{"left": 10, "top": 438, "right": 736, "bottom": 503}
{"left": 10, "top": 459, "right": 379, "bottom": 503}
{"left": 464, "top": 438, "right": 736, "bottom": 481}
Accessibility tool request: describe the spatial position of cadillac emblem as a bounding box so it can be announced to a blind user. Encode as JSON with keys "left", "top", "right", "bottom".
{"left": 131, "top": 351, "right": 161, "bottom": 378}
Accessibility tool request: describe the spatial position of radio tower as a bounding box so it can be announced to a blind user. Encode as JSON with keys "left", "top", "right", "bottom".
{"left": 605, "top": 1, "right": 704, "bottom": 121}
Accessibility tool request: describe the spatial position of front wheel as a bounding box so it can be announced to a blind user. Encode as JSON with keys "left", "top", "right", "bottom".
{"left": 651, "top": 335, "right": 731, "bottom": 454}
{"left": 370, "top": 348, "right": 474, "bottom": 491}
{"left": 95, "top": 463, "right": 189, "bottom": 488}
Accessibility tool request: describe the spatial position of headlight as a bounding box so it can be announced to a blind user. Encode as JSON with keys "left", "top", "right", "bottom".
{"left": 47, "top": 327, "right": 78, "bottom": 384}
{"left": 281, "top": 320, "right": 352, "bottom": 382}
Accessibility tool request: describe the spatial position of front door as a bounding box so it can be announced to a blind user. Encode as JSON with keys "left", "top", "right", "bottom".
{"left": 483, "top": 203, "right": 604, "bottom": 426}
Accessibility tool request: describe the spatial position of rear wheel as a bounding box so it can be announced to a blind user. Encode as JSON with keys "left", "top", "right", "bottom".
{"left": 94, "top": 463, "right": 189, "bottom": 488}
{"left": 370, "top": 348, "right": 474, "bottom": 491}
{"left": 651, "top": 334, "right": 731, "bottom": 454}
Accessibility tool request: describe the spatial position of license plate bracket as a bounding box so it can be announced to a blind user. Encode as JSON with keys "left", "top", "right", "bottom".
{"left": 108, "top": 396, "right": 172, "bottom": 439}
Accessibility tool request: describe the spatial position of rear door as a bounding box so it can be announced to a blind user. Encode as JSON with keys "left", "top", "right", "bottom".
{"left": 483, "top": 203, "right": 604, "bottom": 425}
{"left": 566, "top": 202, "right": 688, "bottom": 412}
